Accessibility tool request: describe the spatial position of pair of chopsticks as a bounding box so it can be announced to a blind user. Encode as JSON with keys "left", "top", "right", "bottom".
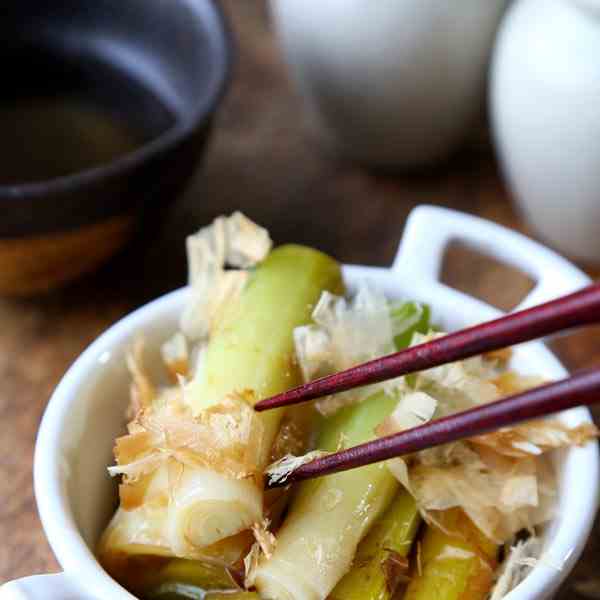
{"left": 256, "top": 282, "right": 600, "bottom": 487}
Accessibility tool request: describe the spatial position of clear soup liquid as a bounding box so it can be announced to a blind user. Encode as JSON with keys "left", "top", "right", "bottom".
{"left": 0, "top": 43, "right": 175, "bottom": 184}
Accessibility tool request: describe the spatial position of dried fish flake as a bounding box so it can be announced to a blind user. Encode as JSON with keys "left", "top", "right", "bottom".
{"left": 225, "top": 211, "right": 272, "bottom": 268}
{"left": 490, "top": 537, "right": 542, "bottom": 600}
{"left": 109, "top": 389, "right": 265, "bottom": 484}
{"left": 376, "top": 391, "right": 437, "bottom": 436}
{"left": 244, "top": 542, "right": 261, "bottom": 588}
{"left": 266, "top": 451, "right": 329, "bottom": 485}
{"left": 252, "top": 519, "right": 277, "bottom": 560}
{"left": 161, "top": 332, "right": 189, "bottom": 381}
{"left": 293, "top": 282, "right": 399, "bottom": 415}
{"left": 126, "top": 339, "right": 155, "bottom": 416}
{"left": 180, "top": 213, "right": 270, "bottom": 340}
{"left": 471, "top": 421, "right": 599, "bottom": 458}
{"left": 378, "top": 335, "right": 597, "bottom": 550}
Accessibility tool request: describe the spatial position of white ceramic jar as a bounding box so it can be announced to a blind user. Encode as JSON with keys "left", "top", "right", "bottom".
{"left": 271, "top": 0, "right": 509, "bottom": 167}
{"left": 491, "top": 0, "right": 600, "bottom": 263}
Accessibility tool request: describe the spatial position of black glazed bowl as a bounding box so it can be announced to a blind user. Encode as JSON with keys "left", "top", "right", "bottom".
{"left": 0, "top": 0, "right": 231, "bottom": 295}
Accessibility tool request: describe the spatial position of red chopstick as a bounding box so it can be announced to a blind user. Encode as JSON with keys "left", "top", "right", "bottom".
{"left": 255, "top": 282, "right": 600, "bottom": 412}
{"left": 267, "top": 367, "right": 600, "bottom": 487}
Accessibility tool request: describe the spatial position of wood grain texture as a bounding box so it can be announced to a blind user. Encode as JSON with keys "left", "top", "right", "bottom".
{"left": 0, "top": 0, "right": 598, "bottom": 596}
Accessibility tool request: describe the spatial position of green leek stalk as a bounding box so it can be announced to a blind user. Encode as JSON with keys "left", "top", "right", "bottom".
{"left": 329, "top": 489, "right": 421, "bottom": 600}
{"left": 143, "top": 559, "right": 259, "bottom": 599}
{"left": 146, "top": 559, "right": 238, "bottom": 599}
{"left": 205, "top": 594, "right": 260, "bottom": 600}
{"left": 403, "top": 510, "right": 498, "bottom": 600}
{"left": 254, "top": 303, "right": 430, "bottom": 600}
{"left": 254, "top": 391, "right": 399, "bottom": 600}
{"left": 179, "top": 245, "right": 343, "bottom": 547}
{"left": 99, "top": 555, "right": 237, "bottom": 599}
{"left": 99, "top": 245, "right": 342, "bottom": 570}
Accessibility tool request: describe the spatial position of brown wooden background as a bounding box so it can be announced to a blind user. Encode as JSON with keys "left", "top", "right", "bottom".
{"left": 1, "top": 1, "right": 599, "bottom": 597}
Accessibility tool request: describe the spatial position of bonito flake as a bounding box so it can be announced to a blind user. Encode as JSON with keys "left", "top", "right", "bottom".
{"left": 265, "top": 450, "right": 329, "bottom": 486}
{"left": 106, "top": 214, "right": 271, "bottom": 562}
{"left": 293, "top": 283, "right": 399, "bottom": 415}
{"left": 126, "top": 339, "right": 156, "bottom": 418}
{"left": 160, "top": 332, "right": 189, "bottom": 381}
{"left": 377, "top": 391, "right": 437, "bottom": 435}
{"left": 490, "top": 537, "right": 543, "bottom": 600}
{"left": 251, "top": 519, "right": 277, "bottom": 559}
{"left": 471, "top": 421, "right": 599, "bottom": 458}
{"left": 381, "top": 335, "right": 598, "bottom": 546}
{"left": 110, "top": 389, "right": 265, "bottom": 485}
{"left": 180, "top": 212, "right": 271, "bottom": 340}
{"left": 244, "top": 542, "right": 261, "bottom": 588}
{"left": 411, "top": 332, "right": 501, "bottom": 411}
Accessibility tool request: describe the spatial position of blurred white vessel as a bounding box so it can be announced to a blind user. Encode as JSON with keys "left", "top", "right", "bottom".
{"left": 492, "top": 0, "right": 600, "bottom": 263}
{"left": 271, "top": 0, "right": 508, "bottom": 167}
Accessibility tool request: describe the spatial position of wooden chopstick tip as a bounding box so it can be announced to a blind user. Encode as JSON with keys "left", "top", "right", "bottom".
{"left": 263, "top": 367, "right": 600, "bottom": 486}
{"left": 254, "top": 397, "right": 278, "bottom": 411}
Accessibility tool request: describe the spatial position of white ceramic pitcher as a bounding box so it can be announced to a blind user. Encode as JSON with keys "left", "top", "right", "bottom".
{"left": 271, "top": 0, "right": 509, "bottom": 167}
{"left": 491, "top": 0, "right": 600, "bottom": 263}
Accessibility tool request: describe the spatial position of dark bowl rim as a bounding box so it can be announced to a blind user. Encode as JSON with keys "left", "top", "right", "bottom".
{"left": 0, "top": 0, "right": 234, "bottom": 199}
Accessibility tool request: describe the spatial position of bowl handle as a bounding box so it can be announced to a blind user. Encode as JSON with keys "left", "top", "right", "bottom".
{"left": 392, "top": 205, "right": 591, "bottom": 310}
{"left": 0, "top": 573, "right": 98, "bottom": 599}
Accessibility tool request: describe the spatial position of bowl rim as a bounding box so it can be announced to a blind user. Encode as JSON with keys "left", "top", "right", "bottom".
{"left": 33, "top": 275, "right": 599, "bottom": 600}
{"left": 0, "top": 0, "right": 233, "bottom": 198}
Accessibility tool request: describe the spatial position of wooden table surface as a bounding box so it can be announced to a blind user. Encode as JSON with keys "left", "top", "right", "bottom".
{"left": 1, "top": 1, "right": 599, "bottom": 597}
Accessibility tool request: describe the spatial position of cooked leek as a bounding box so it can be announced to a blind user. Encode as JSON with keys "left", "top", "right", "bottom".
{"left": 100, "top": 554, "right": 239, "bottom": 599}
{"left": 329, "top": 489, "right": 421, "bottom": 600}
{"left": 205, "top": 594, "right": 260, "bottom": 600}
{"left": 403, "top": 509, "right": 498, "bottom": 600}
{"left": 100, "top": 244, "right": 343, "bottom": 565}
{"left": 149, "top": 582, "right": 260, "bottom": 599}
{"left": 180, "top": 244, "right": 343, "bottom": 547}
{"left": 255, "top": 303, "right": 430, "bottom": 600}
{"left": 144, "top": 561, "right": 259, "bottom": 599}
{"left": 390, "top": 301, "right": 430, "bottom": 349}
{"left": 254, "top": 391, "right": 399, "bottom": 600}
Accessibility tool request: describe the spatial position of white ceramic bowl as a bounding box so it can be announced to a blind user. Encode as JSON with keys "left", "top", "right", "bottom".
{"left": 1, "top": 206, "right": 598, "bottom": 599}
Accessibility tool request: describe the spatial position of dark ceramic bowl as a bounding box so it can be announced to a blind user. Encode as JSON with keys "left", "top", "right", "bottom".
{"left": 0, "top": 0, "right": 232, "bottom": 295}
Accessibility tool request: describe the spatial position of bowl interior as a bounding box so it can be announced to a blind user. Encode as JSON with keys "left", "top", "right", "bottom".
{"left": 2, "top": 0, "right": 229, "bottom": 139}
{"left": 57, "top": 299, "right": 181, "bottom": 550}
{"left": 0, "top": 0, "right": 230, "bottom": 195}
{"left": 36, "top": 267, "right": 599, "bottom": 598}
{"left": 0, "top": 37, "right": 176, "bottom": 186}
